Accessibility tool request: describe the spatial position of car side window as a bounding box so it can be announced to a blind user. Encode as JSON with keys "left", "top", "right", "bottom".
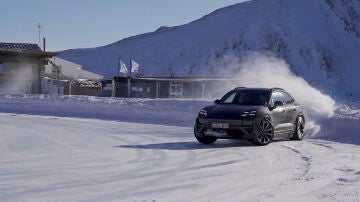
{"left": 271, "top": 91, "right": 294, "bottom": 105}
{"left": 270, "top": 91, "right": 283, "bottom": 106}
{"left": 282, "top": 92, "right": 294, "bottom": 104}
{"left": 222, "top": 92, "right": 237, "bottom": 104}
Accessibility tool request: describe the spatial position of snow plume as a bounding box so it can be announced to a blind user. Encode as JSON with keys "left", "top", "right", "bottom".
{"left": 216, "top": 52, "right": 336, "bottom": 136}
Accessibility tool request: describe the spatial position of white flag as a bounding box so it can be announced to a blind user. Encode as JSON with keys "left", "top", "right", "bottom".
{"left": 131, "top": 59, "right": 140, "bottom": 73}
{"left": 119, "top": 60, "right": 128, "bottom": 74}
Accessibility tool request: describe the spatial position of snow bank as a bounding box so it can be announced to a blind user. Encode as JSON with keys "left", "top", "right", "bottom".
{"left": 0, "top": 94, "right": 210, "bottom": 127}
{"left": 318, "top": 103, "right": 360, "bottom": 144}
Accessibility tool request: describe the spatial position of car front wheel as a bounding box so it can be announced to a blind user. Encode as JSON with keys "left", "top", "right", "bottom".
{"left": 254, "top": 119, "right": 274, "bottom": 146}
{"left": 194, "top": 123, "right": 217, "bottom": 144}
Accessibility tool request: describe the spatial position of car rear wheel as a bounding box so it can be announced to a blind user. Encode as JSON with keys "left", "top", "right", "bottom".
{"left": 254, "top": 119, "right": 274, "bottom": 146}
{"left": 194, "top": 123, "right": 217, "bottom": 144}
{"left": 291, "top": 116, "right": 305, "bottom": 140}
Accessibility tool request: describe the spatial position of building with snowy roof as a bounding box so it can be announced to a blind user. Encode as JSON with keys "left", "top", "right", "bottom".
{"left": 0, "top": 42, "right": 56, "bottom": 94}
{"left": 0, "top": 42, "right": 103, "bottom": 95}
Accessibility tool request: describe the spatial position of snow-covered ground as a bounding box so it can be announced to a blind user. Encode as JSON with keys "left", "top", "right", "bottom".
{"left": 1, "top": 95, "right": 360, "bottom": 201}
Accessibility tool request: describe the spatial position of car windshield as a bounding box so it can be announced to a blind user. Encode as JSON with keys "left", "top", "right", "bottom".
{"left": 220, "top": 89, "right": 269, "bottom": 105}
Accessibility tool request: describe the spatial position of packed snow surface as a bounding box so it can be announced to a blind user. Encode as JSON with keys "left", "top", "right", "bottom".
{"left": 0, "top": 95, "right": 360, "bottom": 201}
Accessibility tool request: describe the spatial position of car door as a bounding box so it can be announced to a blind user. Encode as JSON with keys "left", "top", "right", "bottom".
{"left": 269, "top": 91, "right": 288, "bottom": 132}
{"left": 281, "top": 91, "right": 298, "bottom": 130}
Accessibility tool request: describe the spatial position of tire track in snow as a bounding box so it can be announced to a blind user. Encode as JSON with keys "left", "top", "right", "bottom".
{"left": 34, "top": 128, "right": 192, "bottom": 201}
{"left": 305, "top": 140, "right": 360, "bottom": 202}
{"left": 308, "top": 139, "right": 335, "bottom": 150}
{"left": 0, "top": 115, "right": 171, "bottom": 200}
{"left": 90, "top": 139, "right": 198, "bottom": 201}
{"left": 280, "top": 144, "right": 312, "bottom": 181}
{"left": 275, "top": 140, "right": 360, "bottom": 201}
{"left": 37, "top": 133, "right": 169, "bottom": 195}
{"left": 246, "top": 142, "right": 304, "bottom": 200}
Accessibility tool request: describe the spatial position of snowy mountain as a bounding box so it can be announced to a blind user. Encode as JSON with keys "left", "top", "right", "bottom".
{"left": 59, "top": 0, "right": 360, "bottom": 99}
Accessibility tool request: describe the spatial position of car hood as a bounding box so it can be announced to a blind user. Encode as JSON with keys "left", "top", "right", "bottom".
{"left": 203, "top": 104, "right": 264, "bottom": 120}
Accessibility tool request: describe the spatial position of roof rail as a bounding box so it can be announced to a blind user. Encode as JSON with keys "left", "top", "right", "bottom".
{"left": 270, "top": 87, "right": 285, "bottom": 92}
{"left": 234, "top": 87, "right": 246, "bottom": 90}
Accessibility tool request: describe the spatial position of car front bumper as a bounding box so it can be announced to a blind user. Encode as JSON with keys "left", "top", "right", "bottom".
{"left": 196, "top": 118, "right": 261, "bottom": 140}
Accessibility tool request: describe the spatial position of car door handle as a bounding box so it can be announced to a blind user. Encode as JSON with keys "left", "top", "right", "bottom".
{"left": 292, "top": 107, "right": 296, "bottom": 111}
{"left": 282, "top": 110, "right": 286, "bottom": 113}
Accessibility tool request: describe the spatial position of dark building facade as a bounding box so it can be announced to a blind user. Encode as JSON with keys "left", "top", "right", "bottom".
{"left": 113, "top": 77, "right": 242, "bottom": 99}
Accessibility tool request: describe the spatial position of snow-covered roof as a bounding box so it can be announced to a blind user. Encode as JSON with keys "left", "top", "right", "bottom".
{"left": 45, "top": 57, "right": 103, "bottom": 80}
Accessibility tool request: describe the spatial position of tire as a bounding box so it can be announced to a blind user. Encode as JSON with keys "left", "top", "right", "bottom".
{"left": 254, "top": 119, "right": 274, "bottom": 146}
{"left": 291, "top": 116, "right": 305, "bottom": 140}
{"left": 194, "top": 123, "right": 217, "bottom": 144}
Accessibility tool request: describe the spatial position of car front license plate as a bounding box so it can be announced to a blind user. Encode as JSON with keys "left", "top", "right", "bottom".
{"left": 211, "top": 123, "right": 229, "bottom": 129}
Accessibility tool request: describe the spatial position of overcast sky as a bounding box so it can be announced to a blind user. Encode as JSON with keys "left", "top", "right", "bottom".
{"left": 0, "top": 0, "right": 248, "bottom": 51}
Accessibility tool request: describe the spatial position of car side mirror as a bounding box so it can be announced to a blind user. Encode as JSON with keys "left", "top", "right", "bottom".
{"left": 214, "top": 99, "right": 220, "bottom": 104}
{"left": 274, "top": 101, "right": 284, "bottom": 107}
{"left": 268, "top": 101, "right": 283, "bottom": 111}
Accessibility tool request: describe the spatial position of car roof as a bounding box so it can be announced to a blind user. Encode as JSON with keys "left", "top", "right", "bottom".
{"left": 233, "top": 87, "right": 284, "bottom": 92}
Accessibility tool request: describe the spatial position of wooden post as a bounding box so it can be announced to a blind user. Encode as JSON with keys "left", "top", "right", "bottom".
{"left": 127, "top": 77, "right": 131, "bottom": 98}
{"left": 201, "top": 82, "right": 205, "bottom": 99}
{"left": 181, "top": 82, "right": 183, "bottom": 98}
{"left": 156, "top": 82, "right": 160, "bottom": 98}
{"left": 169, "top": 81, "right": 171, "bottom": 98}
{"left": 111, "top": 78, "right": 116, "bottom": 97}
{"left": 69, "top": 80, "right": 72, "bottom": 95}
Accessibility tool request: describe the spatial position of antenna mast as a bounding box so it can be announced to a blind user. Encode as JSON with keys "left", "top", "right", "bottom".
{"left": 37, "top": 23, "right": 42, "bottom": 47}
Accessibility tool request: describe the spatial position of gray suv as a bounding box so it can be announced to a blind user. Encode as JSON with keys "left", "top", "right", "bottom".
{"left": 194, "top": 87, "right": 305, "bottom": 146}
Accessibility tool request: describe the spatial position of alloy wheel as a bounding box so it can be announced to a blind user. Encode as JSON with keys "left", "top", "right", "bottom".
{"left": 256, "top": 120, "right": 274, "bottom": 145}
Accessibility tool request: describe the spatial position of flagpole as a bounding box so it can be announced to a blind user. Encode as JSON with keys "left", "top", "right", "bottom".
{"left": 129, "top": 57, "right": 132, "bottom": 78}
{"left": 118, "top": 58, "right": 120, "bottom": 77}
{"left": 129, "top": 57, "right": 132, "bottom": 98}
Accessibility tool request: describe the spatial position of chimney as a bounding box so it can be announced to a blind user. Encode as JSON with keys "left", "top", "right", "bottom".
{"left": 43, "top": 37, "right": 46, "bottom": 51}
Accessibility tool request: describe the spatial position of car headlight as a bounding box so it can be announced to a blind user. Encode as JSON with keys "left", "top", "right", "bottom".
{"left": 241, "top": 110, "right": 257, "bottom": 117}
{"left": 199, "top": 109, "right": 208, "bottom": 116}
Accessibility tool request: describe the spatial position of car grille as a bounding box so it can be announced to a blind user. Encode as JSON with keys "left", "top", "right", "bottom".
{"left": 198, "top": 118, "right": 255, "bottom": 135}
